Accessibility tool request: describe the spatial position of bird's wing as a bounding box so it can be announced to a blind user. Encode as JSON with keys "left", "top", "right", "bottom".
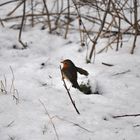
{"left": 76, "top": 67, "right": 89, "bottom": 76}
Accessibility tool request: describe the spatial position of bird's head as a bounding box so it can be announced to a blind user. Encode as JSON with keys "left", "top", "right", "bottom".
{"left": 61, "top": 59, "right": 75, "bottom": 68}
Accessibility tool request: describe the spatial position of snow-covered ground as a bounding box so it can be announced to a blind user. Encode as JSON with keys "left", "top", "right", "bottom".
{"left": 0, "top": 26, "right": 140, "bottom": 140}
{"left": 1, "top": 1, "right": 140, "bottom": 140}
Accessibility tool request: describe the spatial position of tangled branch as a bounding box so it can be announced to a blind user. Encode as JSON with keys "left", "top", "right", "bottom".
{"left": 0, "top": 0, "right": 139, "bottom": 58}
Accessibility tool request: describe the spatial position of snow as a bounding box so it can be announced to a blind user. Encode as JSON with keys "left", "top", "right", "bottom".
{"left": 1, "top": 2, "right": 140, "bottom": 140}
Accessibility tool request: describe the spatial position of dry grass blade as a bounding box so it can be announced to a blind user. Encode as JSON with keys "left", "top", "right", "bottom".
{"left": 52, "top": 115, "right": 94, "bottom": 133}
{"left": 39, "top": 99, "right": 59, "bottom": 140}
{"left": 10, "top": 66, "right": 19, "bottom": 104}
{"left": 0, "top": 80, "right": 7, "bottom": 94}
{"left": 112, "top": 69, "right": 131, "bottom": 76}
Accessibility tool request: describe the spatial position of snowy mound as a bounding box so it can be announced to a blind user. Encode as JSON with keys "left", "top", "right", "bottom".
{"left": 79, "top": 76, "right": 98, "bottom": 95}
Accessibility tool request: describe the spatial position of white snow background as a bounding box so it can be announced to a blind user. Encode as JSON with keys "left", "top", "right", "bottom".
{"left": 0, "top": 1, "right": 140, "bottom": 140}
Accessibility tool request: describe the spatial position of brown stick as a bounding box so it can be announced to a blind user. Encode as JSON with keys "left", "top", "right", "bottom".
{"left": 7, "top": 0, "right": 24, "bottom": 16}
{"left": 0, "top": 0, "right": 19, "bottom": 7}
{"left": 31, "top": 0, "right": 34, "bottom": 27}
{"left": 113, "top": 113, "right": 140, "bottom": 118}
{"left": 130, "top": 0, "right": 138, "bottom": 54}
{"left": 64, "top": 0, "right": 70, "bottom": 39}
{"left": 102, "top": 62, "right": 114, "bottom": 67}
{"left": 18, "top": 0, "right": 27, "bottom": 48}
{"left": 42, "top": 0, "right": 52, "bottom": 33}
{"left": 0, "top": 18, "right": 4, "bottom": 27}
{"left": 60, "top": 65, "right": 80, "bottom": 115}
{"left": 71, "top": 0, "right": 94, "bottom": 44}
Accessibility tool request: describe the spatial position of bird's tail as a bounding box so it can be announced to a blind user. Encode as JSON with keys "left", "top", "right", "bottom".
{"left": 76, "top": 67, "right": 89, "bottom": 76}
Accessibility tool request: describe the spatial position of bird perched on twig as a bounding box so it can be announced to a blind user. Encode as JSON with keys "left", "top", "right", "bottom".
{"left": 61, "top": 59, "right": 89, "bottom": 90}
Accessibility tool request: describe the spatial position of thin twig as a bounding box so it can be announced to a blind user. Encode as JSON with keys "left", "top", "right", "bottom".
{"left": 0, "top": 75, "right": 7, "bottom": 94}
{"left": 18, "top": 0, "right": 27, "bottom": 48}
{"left": 42, "top": 0, "right": 52, "bottom": 33}
{"left": 130, "top": 0, "right": 138, "bottom": 54}
{"left": 39, "top": 99, "right": 59, "bottom": 140}
{"left": 0, "top": 18, "right": 4, "bottom": 27}
{"left": 113, "top": 113, "right": 140, "bottom": 118}
{"left": 7, "top": 0, "right": 24, "bottom": 16}
{"left": 10, "top": 66, "right": 19, "bottom": 104}
{"left": 64, "top": 0, "right": 70, "bottom": 39}
{"left": 88, "top": 0, "right": 112, "bottom": 62}
{"left": 0, "top": 0, "right": 20, "bottom": 7}
{"left": 112, "top": 69, "right": 131, "bottom": 76}
{"left": 133, "top": 124, "right": 140, "bottom": 127}
{"left": 6, "top": 120, "right": 15, "bottom": 127}
{"left": 60, "top": 65, "right": 80, "bottom": 115}
{"left": 0, "top": 80, "right": 7, "bottom": 94}
{"left": 102, "top": 62, "right": 114, "bottom": 67}
{"left": 10, "top": 66, "right": 15, "bottom": 93}
{"left": 52, "top": 115, "right": 94, "bottom": 133}
{"left": 12, "top": 89, "right": 19, "bottom": 104}
{"left": 31, "top": 0, "right": 34, "bottom": 27}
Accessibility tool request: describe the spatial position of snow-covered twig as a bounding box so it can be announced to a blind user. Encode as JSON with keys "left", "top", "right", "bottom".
{"left": 60, "top": 65, "right": 80, "bottom": 115}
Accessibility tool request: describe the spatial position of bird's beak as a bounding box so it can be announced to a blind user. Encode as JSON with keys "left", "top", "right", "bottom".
{"left": 61, "top": 60, "right": 64, "bottom": 63}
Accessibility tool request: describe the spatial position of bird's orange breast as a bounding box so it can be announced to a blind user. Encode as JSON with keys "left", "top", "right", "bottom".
{"left": 63, "top": 63, "right": 69, "bottom": 69}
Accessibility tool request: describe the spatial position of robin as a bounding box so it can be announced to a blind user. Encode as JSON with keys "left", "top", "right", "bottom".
{"left": 61, "top": 59, "right": 89, "bottom": 90}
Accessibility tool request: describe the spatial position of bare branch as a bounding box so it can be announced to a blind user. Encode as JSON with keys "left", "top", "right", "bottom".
{"left": 42, "top": 0, "right": 52, "bottom": 33}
